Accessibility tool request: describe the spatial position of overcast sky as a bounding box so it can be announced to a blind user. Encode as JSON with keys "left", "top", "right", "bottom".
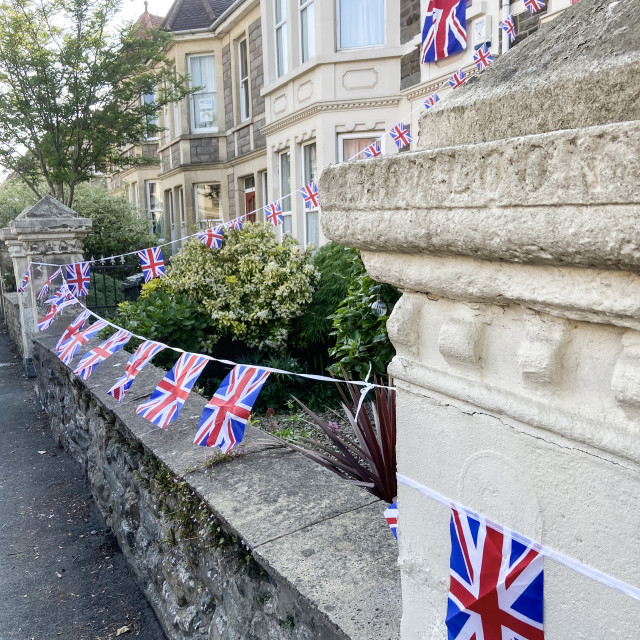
{"left": 119, "top": 0, "right": 176, "bottom": 24}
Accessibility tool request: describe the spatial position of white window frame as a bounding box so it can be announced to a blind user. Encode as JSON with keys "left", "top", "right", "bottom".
{"left": 166, "top": 190, "right": 175, "bottom": 230}
{"left": 337, "top": 132, "right": 384, "bottom": 162}
{"left": 279, "top": 150, "right": 292, "bottom": 233}
{"left": 194, "top": 183, "right": 223, "bottom": 229}
{"left": 173, "top": 69, "right": 180, "bottom": 138}
{"left": 337, "top": 0, "right": 385, "bottom": 51}
{"left": 146, "top": 181, "right": 164, "bottom": 237}
{"left": 275, "top": 0, "right": 288, "bottom": 78}
{"left": 238, "top": 39, "right": 250, "bottom": 122}
{"left": 302, "top": 142, "right": 319, "bottom": 248}
{"left": 142, "top": 89, "right": 159, "bottom": 141}
{"left": 299, "top": 0, "right": 315, "bottom": 64}
{"left": 178, "top": 187, "right": 185, "bottom": 227}
{"left": 188, "top": 54, "right": 218, "bottom": 134}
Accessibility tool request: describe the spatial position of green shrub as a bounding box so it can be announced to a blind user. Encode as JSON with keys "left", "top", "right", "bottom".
{"left": 162, "top": 223, "right": 318, "bottom": 352}
{"left": 0, "top": 179, "right": 37, "bottom": 228}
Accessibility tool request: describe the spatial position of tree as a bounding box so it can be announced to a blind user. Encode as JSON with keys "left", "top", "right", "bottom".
{"left": 0, "top": 0, "right": 190, "bottom": 207}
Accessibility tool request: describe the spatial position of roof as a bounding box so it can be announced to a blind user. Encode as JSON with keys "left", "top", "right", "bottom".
{"left": 135, "top": 3, "right": 165, "bottom": 32}
{"left": 162, "top": 0, "right": 237, "bottom": 32}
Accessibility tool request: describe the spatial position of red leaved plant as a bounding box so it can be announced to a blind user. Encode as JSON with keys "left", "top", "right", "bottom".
{"left": 286, "top": 376, "right": 396, "bottom": 504}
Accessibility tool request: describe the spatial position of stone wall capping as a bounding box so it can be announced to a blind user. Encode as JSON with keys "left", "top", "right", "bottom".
{"left": 33, "top": 328, "right": 402, "bottom": 640}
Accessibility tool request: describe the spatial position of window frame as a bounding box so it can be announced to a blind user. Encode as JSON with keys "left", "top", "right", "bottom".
{"left": 337, "top": 132, "right": 384, "bottom": 162}
{"left": 279, "top": 149, "right": 292, "bottom": 233}
{"left": 238, "top": 39, "right": 250, "bottom": 122}
{"left": 302, "top": 141, "right": 319, "bottom": 247}
{"left": 188, "top": 53, "right": 218, "bottom": 134}
{"left": 275, "top": 0, "right": 288, "bottom": 78}
{"left": 337, "top": 0, "right": 385, "bottom": 51}
{"left": 146, "top": 181, "right": 164, "bottom": 237}
{"left": 299, "top": 0, "right": 315, "bottom": 64}
{"left": 193, "top": 182, "right": 223, "bottom": 229}
{"left": 142, "top": 89, "right": 159, "bottom": 141}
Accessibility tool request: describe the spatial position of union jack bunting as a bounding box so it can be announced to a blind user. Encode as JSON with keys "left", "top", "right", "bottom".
{"left": 46, "top": 282, "right": 72, "bottom": 306}
{"left": 107, "top": 340, "right": 166, "bottom": 402}
{"left": 264, "top": 201, "right": 283, "bottom": 227}
{"left": 38, "top": 304, "right": 59, "bottom": 331}
{"left": 499, "top": 14, "right": 516, "bottom": 42}
{"left": 390, "top": 123, "right": 412, "bottom": 149}
{"left": 384, "top": 501, "right": 398, "bottom": 540}
{"left": 424, "top": 93, "right": 440, "bottom": 110}
{"left": 449, "top": 68, "right": 466, "bottom": 89}
{"left": 300, "top": 182, "right": 320, "bottom": 209}
{"left": 194, "top": 365, "right": 270, "bottom": 452}
{"left": 197, "top": 226, "right": 224, "bottom": 250}
{"left": 17, "top": 266, "right": 30, "bottom": 293}
{"left": 56, "top": 310, "right": 91, "bottom": 352}
{"left": 73, "top": 329, "right": 132, "bottom": 381}
{"left": 65, "top": 262, "right": 91, "bottom": 297}
{"left": 446, "top": 507, "right": 544, "bottom": 640}
{"left": 363, "top": 142, "right": 382, "bottom": 158}
{"left": 57, "top": 319, "right": 109, "bottom": 366}
{"left": 524, "top": 0, "right": 545, "bottom": 13}
{"left": 37, "top": 267, "right": 62, "bottom": 300}
{"left": 421, "top": 0, "right": 467, "bottom": 63}
{"left": 136, "top": 352, "right": 208, "bottom": 428}
{"left": 138, "top": 247, "right": 165, "bottom": 283}
{"left": 226, "top": 217, "right": 243, "bottom": 231}
{"left": 473, "top": 44, "right": 493, "bottom": 71}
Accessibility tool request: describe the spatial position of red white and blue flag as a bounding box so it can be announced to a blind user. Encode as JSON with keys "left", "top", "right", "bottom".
{"left": 390, "top": 123, "right": 412, "bottom": 149}
{"left": 17, "top": 266, "right": 30, "bottom": 293}
{"left": 449, "top": 68, "right": 467, "bottom": 89}
{"left": 500, "top": 14, "right": 516, "bottom": 42}
{"left": 473, "top": 44, "right": 493, "bottom": 71}
{"left": 198, "top": 226, "right": 224, "bottom": 250}
{"left": 384, "top": 501, "right": 398, "bottom": 540}
{"left": 138, "top": 247, "right": 165, "bottom": 283}
{"left": 194, "top": 365, "right": 270, "bottom": 452}
{"left": 264, "top": 201, "right": 283, "bottom": 227}
{"left": 363, "top": 142, "right": 382, "bottom": 158}
{"left": 38, "top": 295, "right": 77, "bottom": 331}
{"left": 57, "top": 319, "right": 108, "bottom": 365}
{"left": 65, "top": 262, "right": 91, "bottom": 297}
{"left": 107, "top": 340, "right": 166, "bottom": 402}
{"left": 524, "top": 0, "right": 545, "bottom": 14}
{"left": 45, "top": 282, "right": 72, "bottom": 306}
{"left": 446, "top": 507, "right": 544, "bottom": 640}
{"left": 56, "top": 310, "right": 91, "bottom": 351}
{"left": 421, "top": 0, "right": 467, "bottom": 63}
{"left": 136, "top": 352, "right": 208, "bottom": 428}
{"left": 38, "top": 267, "right": 62, "bottom": 300}
{"left": 300, "top": 182, "right": 320, "bottom": 209}
{"left": 73, "top": 329, "right": 132, "bottom": 381}
{"left": 226, "top": 217, "right": 243, "bottom": 231}
{"left": 424, "top": 93, "right": 440, "bottom": 110}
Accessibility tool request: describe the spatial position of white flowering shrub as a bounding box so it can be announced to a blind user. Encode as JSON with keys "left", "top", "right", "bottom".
{"left": 163, "top": 223, "right": 319, "bottom": 352}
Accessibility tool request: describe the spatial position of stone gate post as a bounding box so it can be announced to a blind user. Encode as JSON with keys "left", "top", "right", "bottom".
{"left": 0, "top": 195, "right": 91, "bottom": 369}
{"left": 319, "top": 1, "right": 639, "bottom": 637}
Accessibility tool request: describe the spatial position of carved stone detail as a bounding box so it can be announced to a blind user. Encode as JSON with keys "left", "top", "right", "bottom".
{"left": 611, "top": 331, "right": 640, "bottom": 416}
{"left": 386, "top": 293, "right": 422, "bottom": 360}
{"left": 517, "top": 313, "right": 569, "bottom": 385}
{"left": 437, "top": 307, "right": 489, "bottom": 370}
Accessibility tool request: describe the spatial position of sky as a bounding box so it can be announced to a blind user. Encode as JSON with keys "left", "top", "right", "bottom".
{"left": 119, "top": 0, "right": 176, "bottom": 23}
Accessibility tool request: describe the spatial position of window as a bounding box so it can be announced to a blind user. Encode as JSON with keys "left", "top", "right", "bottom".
{"left": 302, "top": 142, "right": 318, "bottom": 247}
{"left": 339, "top": 0, "right": 384, "bottom": 49}
{"left": 339, "top": 134, "right": 380, "bottom": 161}
{"left": 299, "top": 0, "right": 315, "bottom": 63}
{"left": 166, "top": 190, "right": 174, "bottom": 230}
{"left": 279, "top": 150, "right": 291, "bottom": 233}
{"left": 178, "top": 187, "right": 185, "bottom": 226}
{"left": 238, "top": 39, "right": 250, "bottom": 122}
{"left": 173, "top": 70, "right": 180, "bottom": 138}
{"left": 189, "top": 55, "right": 217, "bottom": 132}
{"left": 142, "top": 89, "right": 158, "bottom": 139}
{"left": 244, "top": 176, "right": 256, "bottom": 222}
{"left": 128, "top": 182, "right": 139, "bottom": 208}
{"left": 146, "top": 182, "right": 164, "bottom": 238}
{"left": 194, "top": 183, "right": 222, "bottom": 228}
{"left": 275, "top": 0, "right": 288, "bottom": 77}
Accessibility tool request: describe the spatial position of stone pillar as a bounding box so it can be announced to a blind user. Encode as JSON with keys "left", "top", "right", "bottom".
{"left": 319, "top": 1, "right": 639, "bottom": 638}
{"left": 5, "top": 195, "right": 91, "bottom": 367}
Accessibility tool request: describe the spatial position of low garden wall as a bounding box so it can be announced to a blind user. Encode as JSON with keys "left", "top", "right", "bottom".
{"left": 2, "top": 292, "right": 22, "bottom": 356}
{"left": 31, "top": 326, "right": 401, "bottom": 640}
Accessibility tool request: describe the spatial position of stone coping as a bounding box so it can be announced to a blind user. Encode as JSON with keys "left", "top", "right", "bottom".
{"left": 33, "top": 327, "right": 402, "bottom": 640}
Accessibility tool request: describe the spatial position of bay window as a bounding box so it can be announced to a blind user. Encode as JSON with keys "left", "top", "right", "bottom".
{"left": 302, "top": 142, "right": 318, "bottom": 247}
{"left": 194, "top": 183, "right": 222, "bottom": 228}
{"left": 339, "top": 0, "right": 384, "bottom": 49}
{"left": 279, "top": 150, "right": 292, "bottom": 234}
{"left": 299, "top": 0, "right": 315, "bottom": 63}
{"left": 238, "top": 39, "right": 250, "bottom": 122}
{"left": 189, "top": 54, "right": 217, "bottom": 132}
{"left": 275, "top": 0, "right": 288, "bottom": 77}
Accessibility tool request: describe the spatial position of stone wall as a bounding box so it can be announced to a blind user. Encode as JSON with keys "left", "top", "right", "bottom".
{"left": 31, "top": 330, "right": 401, "bottom": 640}
{"left": 190, "top": 137, "right": 220, "bottom": 164}
{"left": 2, "top": 292, "right": 22, "bottom": 356}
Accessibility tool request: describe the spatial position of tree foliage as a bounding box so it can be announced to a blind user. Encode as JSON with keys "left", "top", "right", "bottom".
{"left": 0, "top": 0, "right": 190, "bottom": 206}
{"left": 0, "top": 178, "right": 37, "bottom": 228}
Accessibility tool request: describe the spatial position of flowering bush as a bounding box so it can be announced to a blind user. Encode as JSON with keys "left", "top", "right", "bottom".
{"left": 162, "top": 223, "right": 318, "bottom": 352}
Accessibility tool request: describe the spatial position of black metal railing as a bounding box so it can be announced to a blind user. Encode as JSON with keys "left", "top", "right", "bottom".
{"left": 86, "top": 257, "right": 144, "bottom": 314}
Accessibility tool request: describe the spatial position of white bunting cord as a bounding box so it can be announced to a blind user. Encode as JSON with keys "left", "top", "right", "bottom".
{"left": 397, "top": 473, "right": 640, "bottom": 603}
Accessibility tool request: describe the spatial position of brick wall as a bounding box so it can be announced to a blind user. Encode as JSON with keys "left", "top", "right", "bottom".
{"left": 253, "top": 118, "right": 266, "bottom": 150}
{"left": 400, "top": 0, "right": 421, "bottom": 90}
{"left": 170, "top": 143, "right": 181, "bottom": 169}
{"left": 223, "top": 44, "right": 233, "bottom": 131}
{"left": 513, "top": 9, "right": 546, "bottom": 47}
{"left": 189, "top": 137, "right": 219, "bottom": 164}
{"left": 161, "top": 148, "right": 171, "bottom": 173}
{"left": 227, "top": 173, "right": 236, "bottom": 219}
{"left": 236, "top": 125, "right": 251, "bottom": 156}
{"left": 249, "top": 18, "right": 265, "bottom": 118}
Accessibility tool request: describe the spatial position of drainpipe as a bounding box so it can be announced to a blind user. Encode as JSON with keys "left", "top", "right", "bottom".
{"left": 502, "top": 0, "right": 511, "bottom": 55}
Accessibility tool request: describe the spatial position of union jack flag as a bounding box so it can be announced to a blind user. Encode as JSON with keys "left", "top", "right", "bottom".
{"left": 421, "top": 0, "right": 467, "bottom": 63}
{"left": 37, "top": 267, "right": 62, "bottom": 300}
{"left": 390, "top": 123, "right": 412, "bottom": 149}
{"left": 446, "top": 507, "right": 544, "bottom": 640}
{"left": 17, "top": 266, "right": 30, "bottom": 293}
{"left": 226, "top": 217, "right": 243, "bottom": 231}
{"left": 107, "top": 340, "right": 165, "bottom": 402}
{"left": 363, "top": 142, "right": 382, "bottom": 158}
{"left": 524, "top": 0, "right": 545, "bottom": 13}
{"left": 424, "top": 93, "right": 440, "bottom": 110}
{"left": 300, "top": 182, "right": 320, "bottom": 209}
{"left": 65, "top": 262, "right": 91, "bottom": 297}
{"left": 38, "top": 296, "right": 77, "bottom": 331}
{"left": 194, "top": 365, "right": 270, "bottom": 452}
{"left": 500, "top": 14, "right": 516, "bottom": 42}
{"left": 138, "top": 247, "right": 165, "bottom": 283}
{"left": 264, "top": 201, "right": 283, "bottom": 227}
{"left": 198, "top": 226, "right": 224, "bottom": 250}
{"left": 56, "top": 310, "right": 91, "bottom": 352}
{"left": 384, "top": 501, "right": 398, "bottom": 540}
{"left": 136, "top": 352, "right": 208, "bottom": 428}
{"left": 46, "top": 282, "right": 72, "bottom": 306}
{"left": 473, "top": 44, "right": 493, "bottom": 71}
{"left": 449, "top": 68, "right": 466, "bottom": 89}
{"left": 57, "top": 319, "right": 109, "bottom": 366}
{"left": 73, "top": 329, "right": 132, "bottom": 381}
